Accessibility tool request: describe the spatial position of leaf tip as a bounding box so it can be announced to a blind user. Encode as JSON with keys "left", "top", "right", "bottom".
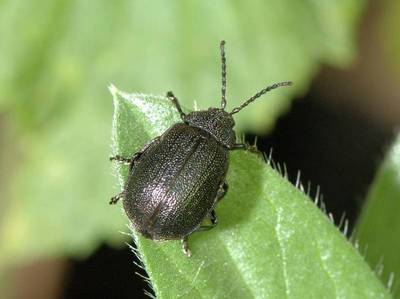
{"left": 108, "top": 83, "right": 119, "bottom": 98}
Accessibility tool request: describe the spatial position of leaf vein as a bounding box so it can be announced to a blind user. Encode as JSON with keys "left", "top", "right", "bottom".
{"left": 271, "top": 202, "right": 290, "bottom": 299}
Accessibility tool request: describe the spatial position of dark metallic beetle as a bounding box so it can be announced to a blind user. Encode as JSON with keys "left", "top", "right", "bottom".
{"left": 110, "top": 41, "right": 292, "bottom": 256}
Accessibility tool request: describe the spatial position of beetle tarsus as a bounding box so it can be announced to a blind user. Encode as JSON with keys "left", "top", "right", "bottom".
{"left": 210, "top": 209, "right": 218, "bottom": 226}
{"left": 109, "top": 193, "right": 123, "bottom": 205}
{"left": 231, "top": 142, "right": 258, "bottom": 153}
{"left": 182, "top": 237, "right": 192, "bottom": 257}
{"left": 231, "top": 143, "right": 247, "bottom": 150}
{"left": 197, "top": 210, "right": 218, "bottom": 232}
{"left": 216, "top": 181, "right": 228, "bottom": 202}
{"left": 110, "top": 155, "right": 131, "bottom": 165}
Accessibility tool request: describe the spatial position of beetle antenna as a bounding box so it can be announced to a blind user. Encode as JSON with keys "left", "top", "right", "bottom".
{"left": 220, "top": 40, "right": 227, "bottom": 109}
{"left": 230, "top": 81, "right": 293, "bottom": 115}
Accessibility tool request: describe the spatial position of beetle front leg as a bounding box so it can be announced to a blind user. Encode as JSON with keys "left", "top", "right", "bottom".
{"left": 167, "top": 91, "right": 186, "bottom": 120}
{"left": 230, "top": 142, "right": 259, "bottom": 153}
{"left": 231, "top": 143, "right": 257, "bottom": 151}
{"left": 231, "top": 143, "right": 247, "bottom": 150}
{"left": 181, "top": 236, "right": 192, "bottom": 257}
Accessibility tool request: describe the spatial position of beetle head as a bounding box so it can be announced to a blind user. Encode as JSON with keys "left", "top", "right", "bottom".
{"left": 183, "top": 41, "right": 292, "bottom": 148}
{"left": 214, "top": 41, "right": 292, "bottom": 120}
{"left": 184, "top": 108, "right": 236, "bottom": 148}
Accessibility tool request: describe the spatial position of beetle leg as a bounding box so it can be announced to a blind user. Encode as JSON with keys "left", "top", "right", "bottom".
{"left": 197, "top": 209, "right": 218, "bottom": 232}
{"left": 109, "top": 155, "right": 131, "bottom": 165}
{"left": 111, "top": 137, "right": 160, "bottom": 171}
{"left": 167, "top": 91, "right": 186, "bottom": 120}
{"left": 110, "top": 153, "right": 140, "bottom": 170}
{"left": 128, "top": 136, "right": 160, "bottom": 171}
{"left": 197, "top": 181, "right": 227, "bottom": 231}
{"left": 231, "top": 143, "right": 248, "bottom": 150}
{"left": 181, "top": 237, "right": 192, "bottom": 257}
{"left": 109, "top": 192, "right": 123, "bottom": 205}
{"left": 230, "top": 142, "right": 259, "bottom": 153}
{"left": 209, "top": 209, "right": 218, "bottom": 226}
{"left": 216, "top": 181, "right": 228, "bottom": 202}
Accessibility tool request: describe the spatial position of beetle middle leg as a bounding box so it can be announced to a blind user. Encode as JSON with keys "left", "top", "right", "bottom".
{"left": 109, "top": 192, "right": 124, "bottom": 205}
{"left": 110, "top": 137, "right": 160, "bottom": 171}
{"left": 110, "top": 151, "right": 147, "bottom": 170}
{"left": 167, "top": 91, "right": 186, "bottom": 120}
{"left": 110, "top": 155, "right": 131, "bottom": 165}
{"left": 110, "top": 137, "right": 160, "bottom": 205}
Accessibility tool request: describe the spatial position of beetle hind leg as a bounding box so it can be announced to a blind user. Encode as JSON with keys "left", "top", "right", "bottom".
{"left": 216, "top": 181, "right": 228, "bottom": 202}
{"left": 210, "top": 209, "right": 218, "bottom": 226}
{"left": 197, "top": 210, "right": 218, "bottom": 231}
{"left": 182, "top": 181, "right": 228, "bottom": 256}
{"left": 181, "top": 237, "right": 192, "bottom": 257}
{"left": 196, "top": 181, "right": 227, "bottom": 231}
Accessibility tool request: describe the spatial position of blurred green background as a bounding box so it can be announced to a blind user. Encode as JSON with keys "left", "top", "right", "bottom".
{"left": 1, "top": 0, "right": 400, "bottom": 298}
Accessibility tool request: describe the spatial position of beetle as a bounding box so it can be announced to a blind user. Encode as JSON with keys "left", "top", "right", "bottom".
{"left": 110, "top": 41, "right": 292, "bottom": 256}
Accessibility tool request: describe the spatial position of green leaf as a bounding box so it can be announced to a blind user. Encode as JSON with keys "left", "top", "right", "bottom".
{"left": 0, "top": 96, "right": 127, "bottom": 266}
{"left": 112, "top": 87, "right": 390, "bottom": 299}
{"left": 0, "top": 0, "right": 365, "bottom": 132}
{"left": 355, "top": 134, "right": 400, "bottom": 297}
{"left": 0, "top": 0, "right": 366, "bottom": 268}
